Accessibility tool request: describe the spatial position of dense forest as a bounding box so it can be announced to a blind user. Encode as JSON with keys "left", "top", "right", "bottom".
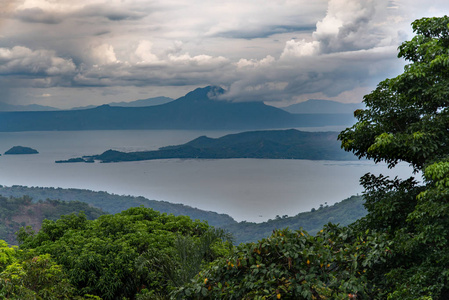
{"left": 1, "top": 16, "right": 449, "bottom": 299}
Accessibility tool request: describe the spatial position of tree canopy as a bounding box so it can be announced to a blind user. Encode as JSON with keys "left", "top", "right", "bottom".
{"left": 339, "top": 16, "right": 449, "bottom": 171}
{"left": 4, "top": 15, "right": 449, "bottom": 300}
{"left": 17, "top": 207, "right": 232, "bottom": 299}
{"left": 180, "top": 15, "right": 449, "bottom": 299}
{"left": 338, "top": 15, "right": 449, "bottom": 299}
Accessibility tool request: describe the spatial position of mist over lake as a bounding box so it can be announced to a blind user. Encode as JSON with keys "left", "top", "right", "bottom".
{"left": 0, "top": 129, "right": 416, "bottom": 222}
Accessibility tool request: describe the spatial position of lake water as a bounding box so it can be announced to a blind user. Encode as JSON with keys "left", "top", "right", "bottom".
{"left": 0, "top": 129, "right": 417, "bottom": 222}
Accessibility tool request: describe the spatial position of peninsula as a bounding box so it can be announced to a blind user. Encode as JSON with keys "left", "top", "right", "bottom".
{"left": 56, "top": 129, "right": 356, "bottom": 163}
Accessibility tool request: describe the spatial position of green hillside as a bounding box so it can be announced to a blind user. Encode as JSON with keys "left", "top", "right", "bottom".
{"left": 0, "top": 185, "right": 236, "bottom": 228}
{"left": 0, "top": 185, "right": 366, "bottom": 244}
{"left": 222, "top": 195, "right": 366, "bottom": 244}
{"left": 0, "top": 195, "right": 105, "bottom": 244}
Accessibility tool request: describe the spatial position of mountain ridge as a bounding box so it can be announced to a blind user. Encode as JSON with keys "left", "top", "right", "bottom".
{"left": 0, "top": 86, "right": 355, "bottom": 131}
{"left": 281, "top": 99, "right": 364, "bottom": 114}
{"left": 56, "top": 129, "right": 357, "bottom": 163}
{"left": 0, "top": 185, "right": 366, "bottom": 244}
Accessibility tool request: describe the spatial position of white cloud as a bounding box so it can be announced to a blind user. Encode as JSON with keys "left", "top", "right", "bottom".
{"left": 280, "top": 40, "right": 320, "bottom": 58}
{"left": 134, "top": 40, "right": 160, "bottom": 64}
{"left": 237, "top": 55, "right": 275, "bottom": 68}
{"left": 89, "top": 44, "right": 118, "bottom": 65}
{"left": 0, "top": 46, "right": 76, "bottom": 77}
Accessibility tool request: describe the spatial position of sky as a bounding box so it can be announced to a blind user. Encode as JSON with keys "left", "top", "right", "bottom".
{"left": 1, "top": 0, "right": 449, "bottom": 109}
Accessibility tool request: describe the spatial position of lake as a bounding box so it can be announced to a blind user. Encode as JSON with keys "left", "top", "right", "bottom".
{"left": 0, "top": 129, "right": 417, "bottom": 222}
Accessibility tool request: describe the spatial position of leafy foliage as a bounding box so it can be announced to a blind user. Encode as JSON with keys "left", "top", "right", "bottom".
{"left": 175, "top": 16, "right": 449, "bottom": 299}
{"left": 338, "top": 15, "right": 449, "bottom": 299}
{"left": 0, "top": 240, "right": 94, "bottom": 299}
{"left": 17, "top": 206, "right": 232, "bottom": 300}
{"left": 174, "top": 226, "right": 392, "bottom": 299}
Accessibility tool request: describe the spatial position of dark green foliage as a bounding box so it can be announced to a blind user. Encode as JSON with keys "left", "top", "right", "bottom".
{"left": 339, "top": 17, "right": 449, "bottom": 171}
{"left": 17, "top": 206, "right": 232, "bottom": 300}
{"left": 174, "top": 16, "right": 449, "bottom": 299}
{"left": 174, "top": 226, "right": 391, "bottom": 299}
{"left": 57, "top": 129, "right": 356, "bottom": 163}
{"left": 338, "top": 15, "right": 449, "bottom": 299}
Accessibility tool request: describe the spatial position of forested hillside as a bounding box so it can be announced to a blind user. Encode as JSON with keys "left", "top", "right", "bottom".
{"left": 2, "top": 207, "right": 232, "bottom": 299}
{"left": 0, "top": 195, "right": 105, "bottom": 244}
{"left": 222, "top": 195, "right": 366, "bottom": 243}
{"left": 0, "top": 185, "right": 236, "bottom": 228}
{"left": 0, "top": 185, "right": 366, "bottom": 244}
{"left": 0, "top": 14, "right": 448, "bottom": 300}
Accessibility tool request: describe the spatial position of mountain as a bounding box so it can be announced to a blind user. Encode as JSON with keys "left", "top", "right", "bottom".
{"left": 0, "top": 103, "right": 59, "bottom": 112}
{"left": 222, "top": 195, "right": 366, "bottom": 244}
{"left": 0, "top": 86, "right": 355, "bottom": 132}
{"left": 0, "top": 185, "right": 236, "bottom": 228}
{"left": 0, "top": 194, "right": 106, "bottom": 244}
{"left": 281, "top": 99, "right": 364, "bottom": 114}
{"left": 56, "top": 129, "right": 356, "bottom": 163}
{"left": 0, "top": 185, "right": 366, "bottom": 244}
{"left": 70, "top": 96, "right": 173, "bottom": 110}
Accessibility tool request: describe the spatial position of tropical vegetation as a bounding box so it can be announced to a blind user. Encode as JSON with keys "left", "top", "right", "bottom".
{"left": 1, "top": 15, "right": 449, "bottom": 299}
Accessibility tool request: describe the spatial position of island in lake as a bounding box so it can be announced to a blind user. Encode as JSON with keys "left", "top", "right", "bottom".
{"left": 4, "top": 146, "right": 39, "bottom": 155}
{"left": 56, "top": 129, "right": 357, "bottom": 163}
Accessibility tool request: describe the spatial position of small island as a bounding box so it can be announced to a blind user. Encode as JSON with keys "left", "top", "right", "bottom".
{"left": 5, "top": 146, "right": 39, "bottom": 155}
{"left": 56, "top": 129, "right": 357, "bottom": 163}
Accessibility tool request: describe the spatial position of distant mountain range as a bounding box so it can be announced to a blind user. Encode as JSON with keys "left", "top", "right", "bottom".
{"left": 281, "top": 99, "right": 364, "bottom": 114}
{"left": 0, "top": 103, "right": 59, "bottom": 112}
{"left": 56, "top": 129, "right": 356, "bottom": 163}
{"left": 0, "top": 185, "right": 367, "bottom": 244}
{"left": 0, "top": 96, "right": 174, "bottom": 112}
{"left": 0, "top": 86, "right": 355, "bottom": 131}
{"left": 70, "top": 96, "right": 174, "bottom": 110}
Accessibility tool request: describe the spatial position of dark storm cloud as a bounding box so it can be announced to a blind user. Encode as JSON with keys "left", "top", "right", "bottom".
{"left": 211, "top": 25, "right": 316, "bottom": 40}
{"left": 76, "top": 4, "right": 148, "bottom": 21}
{"left": 1, "top": 0, "right": 449, "bottom": 107}
{"left": 14, "top": 7, "right": 64, "bottom": 24}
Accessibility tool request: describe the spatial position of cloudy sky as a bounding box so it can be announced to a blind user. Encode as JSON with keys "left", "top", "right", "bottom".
{"left": 1, "top": 0, "right": 448, "bottom": 108}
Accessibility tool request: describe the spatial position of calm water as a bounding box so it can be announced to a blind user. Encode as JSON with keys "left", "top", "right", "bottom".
{"left": 0, "top": 130, "right": 417, "bottom": 222}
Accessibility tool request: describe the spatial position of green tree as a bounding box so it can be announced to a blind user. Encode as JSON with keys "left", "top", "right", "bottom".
{"left": 0, "top": 240, "right": 93, "bottom": 299}
{"left": 339, "top": 15, "right": 449, "bottom": 299}
{"left": 179, "top": 16, "right": 449, "bottom": 300}
{"left": 17, "top": 207, "right": 232, "bottom": 300}
{"left": 173, "top": 226, "right": 391, "bottom": 299}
